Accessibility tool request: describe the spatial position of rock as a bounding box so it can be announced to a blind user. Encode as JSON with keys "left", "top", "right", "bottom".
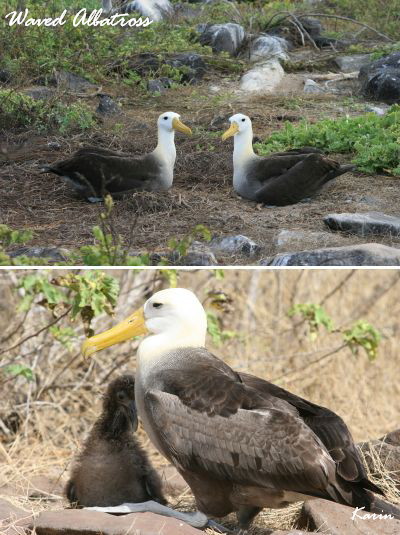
{"left": 244, "top": 35, "right": 288, "bottom": 63}
{"left": 335, "top": 54, "right": 372, "bottom": 73}
{"left": 358, "top": 438, "right": 400, "bottom": 489}
{"left": 33, "top": 509, "right": 203, "bottom": 535}
{"left": 147, "top": 79, "right": 168, "bottom": 93}
{"left": 52, "top": 71, "right": 98, "bottom": 92}
{"left": 240, "top": 58, "right": 285, "bottom": 92}
{"left": 365, "top": 104, "right": 390, "bottom": 115}
{"left": 0, "top": 498, "right": 33, "bottom": 535}
{"left": 274, "top": 230, "right": 333, "bottom": 250}
{"left": 159, "top": 465, "right": 189, "bottom": 497}
{"left": 151, "top": 243, "right": 218, "bottom": 266}
{"left": 324, "top": 212, "right": 400, "bottom": 237}
{"left": 304, "top": 79, "right": 325, "bottom": 94}
{"left": 199, "top": 23, "right": 245, "bottom": 56}
{"left": 380, "top": 429, "right": 400, "bottom": 446}
{"left": 22, "top": 86, "right": 55, "bottom": 100}
{"left": 126, "top": 53, "right": 205, "bottom": 84}
{"left": 9, "top": 247, "right": 69, "bottom": 263}
{"left": 0, "top": 69, "right": 12, "bottom": 84}
{"left": 123, "top": 0, "right": 173, "bottom": 21}
{"left": 359, "top": 52, "right": 400, "bottom": 104}
{"left": 96, "top": 94, "right": 121, "bottom": 116}
{"left": 209, "top": 235, "right": 261, "bottom": 257}
{"left": 261, "top": 243, "right": 400, "bottom": 266}
{"left": 302, "top": 498, "right": 400, "bottom": 534}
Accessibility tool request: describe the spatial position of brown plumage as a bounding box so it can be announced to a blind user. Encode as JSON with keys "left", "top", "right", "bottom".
{"left": 66, "top": 374, "right": 166, "bottom": 507}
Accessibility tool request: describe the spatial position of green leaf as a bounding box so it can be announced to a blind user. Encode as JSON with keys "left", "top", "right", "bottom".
{"left": 343, "top": 321, "right": 382, "bottom": 361}
{"left": 5, "top": 364, "right": 34, "bottom": 382}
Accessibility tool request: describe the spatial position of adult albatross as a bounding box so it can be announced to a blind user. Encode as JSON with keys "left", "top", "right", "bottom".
{"left": 82, "top": 288, "right": 398, "bottom": 532}
{"left": 41, "top": 112, "right": 191, "bottom": 202}
{"left": 222, "top": 114, "right": 354, "bottom": 206}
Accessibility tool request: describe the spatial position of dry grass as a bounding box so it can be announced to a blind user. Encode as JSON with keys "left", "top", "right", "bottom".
{"left": 0, "top": 269, "right": 399, "bottom": 533}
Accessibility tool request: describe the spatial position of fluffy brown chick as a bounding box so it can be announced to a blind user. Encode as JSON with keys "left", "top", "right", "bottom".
{"left": 65, "top": 374, "right": 166, "bottom": 507}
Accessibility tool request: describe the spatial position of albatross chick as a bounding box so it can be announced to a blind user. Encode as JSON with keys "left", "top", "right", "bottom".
{"left": 222, "top": 113, "right": 355, "bottom": 206}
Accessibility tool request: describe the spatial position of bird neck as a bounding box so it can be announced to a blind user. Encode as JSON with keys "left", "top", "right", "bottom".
{"left": 233, "top": 128, "right": 255, "bottom": 166}
{"left": 137, "top": 330, "right": 206, "bottom": 365}
{"left": 153, "top": 129, "right": 177, "bottom": 168}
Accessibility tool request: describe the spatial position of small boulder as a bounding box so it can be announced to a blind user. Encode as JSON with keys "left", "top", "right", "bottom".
{"left": 335, "top": 54, "right": 372, "bottom": 73}
{"left": 96, "top": 94, "right": 121, "bottom": 116}
{"left": 22, "top": 86, "right": 55, "bottom": 101}
{"left": 9, "top": 246, "right": 69, "bottom": 263}
{"left": 199, "top": 23, "right": 245, "bottom": 56}
{"left": 359, "top": 52, "right": 400, "bottom": 104}
{"left": 304, "top": 79, "right": 325, "bottom": 94}
{"left": 209, "top": 235, "right": 261, "bottom": 257}
{"left": 244, "top": 35, "right": 288, "bottom": 63}
{"left": 261, "top": 243, "right": 400, "bottom": 266}
{"left": 122, "top": 0, "right": 173, "bottom": 21}
{"left": 274, "top": 230, "right": 333, "bottom": 250}
{"left": 147, "top": 78, "right": 170, "bottom": 93}
{"left": 324, "top": 212, "right": 400, "bottom": 237}
{"left": 240, "top": 58, "right": 285, "bottom": 92}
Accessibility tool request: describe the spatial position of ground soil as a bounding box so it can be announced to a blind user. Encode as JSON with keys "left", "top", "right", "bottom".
{"left": 1, "top": 68, "right": 399, "bottom": 265}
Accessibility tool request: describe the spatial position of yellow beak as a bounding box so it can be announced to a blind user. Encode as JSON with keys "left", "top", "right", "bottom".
{"left": 82, "top": 307, "right": 149, "bottom": 358}
{"left": 221, "top": 122, "right": 239, "bottom": 141}
{"left": 172, "top": 117, "right": 192, "bottom": 135}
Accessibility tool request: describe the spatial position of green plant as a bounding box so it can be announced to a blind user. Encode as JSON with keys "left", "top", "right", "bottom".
{"left": 288, "top": 303, "right": 334, "bottom": 341}
{"left": 168, "top": 225, "right": 212, "bottom": 258}
{"left": 343, "top": 320, "right": 381, "bottom": 361}
{"left": 4, "top": 364, "right": 34, "bottom": 382}
{"left": 256, "top": 106, "right": 400, "bottom": 176}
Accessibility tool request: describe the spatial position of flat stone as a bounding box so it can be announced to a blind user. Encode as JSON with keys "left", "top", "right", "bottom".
{"left": 261, "top": 243, "right": 400, "bottom": 266}
{"left": 33, "top": 510, "right": 203, "bottom": 535}
{"left": 273, "top": 229, "right": 335, "bottom": 250}
{"left": 335, "top": 54, "right": 371, "bottom": 73}
{"left": 302, "top": 498, "right": 400, "bottom": 535}
{"left": 209, "top": 235, "right": 261, "bottom": 257}
{"left": 240, "top": 58, "right": 285, "bottom": 92}
{"left": 0, "top": 498, "right": 33, "bottom": 535}
{"left": 324, "top": 212, "right": 400, "bottom": 237}
{"left": 9, "top": 247, "right": 69, "bottom": 263}
{"left": 53, "top": 71, "right": 97, "bottom": 92}
{"left": 199, "top": 23, "right": 245, "bottom": 56}
{"left": 304, "top": 78, "right": 325, "bottom": 94}
{"left": 22, "top": 86, "right": 55, "bottom": 101}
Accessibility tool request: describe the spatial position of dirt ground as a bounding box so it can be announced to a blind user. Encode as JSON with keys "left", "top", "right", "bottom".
{"left": 1, "top": 72, "right": 399, "bottom": 265}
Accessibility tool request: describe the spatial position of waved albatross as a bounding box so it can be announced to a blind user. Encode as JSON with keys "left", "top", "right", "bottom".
{"left": 82, "top": 288, "right": 398, "bottom": 532}
{"left": 41, "top": 112, "right": 191, "bottom": 202}
{"left": 222, "top": 113, "right": 354, "bottom": 206}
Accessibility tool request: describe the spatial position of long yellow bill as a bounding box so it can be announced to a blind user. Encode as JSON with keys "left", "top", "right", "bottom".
{"left": 82, "top": 307, "right": 148, "bottom": 358}
{"left": 172, "top": 117, "right": 192, "bottom": 135}
{"left": 221, "top": 122, "right": 239, "bottom": 141}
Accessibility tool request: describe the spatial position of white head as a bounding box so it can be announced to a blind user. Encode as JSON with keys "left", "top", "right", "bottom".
{"left": 157, "top": 112, "right": 192, "bottom": 136}
{"left": 221, "top": 113, "right": 253, "bottom": 141}
{"left": 82, "top": 288, "right": 207, "bottom": 361}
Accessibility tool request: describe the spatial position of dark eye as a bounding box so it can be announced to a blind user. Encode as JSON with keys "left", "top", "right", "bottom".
{"left": 242, "top": 118, "right": 245, "bottom": 122}
{"left": 163, "top": 116, "right": 168, "bottom": 120}
{"left": 153, "top": 302, "right": 162, "bottom": 308}
{"left": 117, "top": 391, "right": 126, "bottom": 401}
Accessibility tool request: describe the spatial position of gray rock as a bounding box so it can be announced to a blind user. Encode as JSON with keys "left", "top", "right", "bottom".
{"left": 365, "top": 104, "right": 390, "bottom": 115}
{"left": 53, "top": 70, "right": 98, "bottom": 92}
{"left": 240, "top": 58, "right": 285, "bottom": 92}
{"left": 261, "top": 243, "right": 400, "bottom": 266}
{"left": 301, "top": 498, "right": 400, "bottom": 535}
{"left": 274, "top": 230, "right": 333, "bottom": 250}
{"left": 147, "top": 79, "right": 167, "bottom": 93}
{"left": 9, "top": 247, "right": 69, "bottom": 263}
{"left": 96, "top": 94, "right": 121, "bottom": 116}
{"left": 210, "top": 235, "right": 261, "bottom": 257}
{"left": 324, "top": 212, "right": 400, "bottom": 237}
{"left": 244, "top": 35, "right": 288, "bottom": 63}
{"left": 22, "top": 86, "right": 55, "bottom": 100}
{"left": 359, "top": 52, "right": 400, "bottom": 104}
{"left": 304, "top": 78, "right": 325, "bottom": 94}
{"left": 122, "top": 0, "right": 173, "bottom": 21}
{"left": 335, "top": 54, "right": 371, "bottom": 73}
{"left": 123, "top": 53, "right": 205, "bottom": 84}
{"left": 199, "top": 23, "right": 245, "bottom": 56}
{"left": 32, "top": 509, "right": 203, "bottom": 535}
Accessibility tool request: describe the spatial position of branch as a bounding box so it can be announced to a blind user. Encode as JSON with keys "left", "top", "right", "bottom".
{"left": 307, "top": 13, "right": 394, "bottom": 42}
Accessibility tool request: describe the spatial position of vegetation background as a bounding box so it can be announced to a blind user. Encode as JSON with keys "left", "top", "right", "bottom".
{"left": 0, "top": 268, "right": 399, "bottom": 531}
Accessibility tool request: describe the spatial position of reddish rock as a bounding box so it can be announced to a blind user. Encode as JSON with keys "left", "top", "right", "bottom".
{"left": 33, "top": 509, "right": 204, "bottom": 535}
{"left": 301, "top": 498, "right": 400, "bottom": 535}
{"left": 0, "top": 498, "right": 33, "bottom": 535}
{"left": 158, "top": 465, "right": 189, "bottom": 497}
